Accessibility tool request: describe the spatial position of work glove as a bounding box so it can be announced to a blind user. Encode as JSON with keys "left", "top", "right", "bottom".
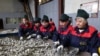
{"left": 69, "top": 47, "right": 79, "bottom": 56}
{"left": 53, "top": 41, "right": 60, "bottom": 48}
{"left": 20, "top": 36, "right": 23, "bottom": 40}
{"left": 57, "top": 45, "right": 64, "bottom": 53}
{"left": 36, "top": 35, "right": 42, "bottom": 39}
{"left": 43, "top": 36, "right": 49, "bottom": 40}
{"left": 27, "top": 35, "right": 32, "bottom": 39}
{"left": 31, "top": 34, "right": 36, "bottom": 37}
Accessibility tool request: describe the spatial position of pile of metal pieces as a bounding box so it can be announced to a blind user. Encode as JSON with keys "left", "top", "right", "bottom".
{"left": 0, "top": 37, "right": 69, "bottom": 56}
{"left": 0, "top": 29, "right": 90, "bottom": 56}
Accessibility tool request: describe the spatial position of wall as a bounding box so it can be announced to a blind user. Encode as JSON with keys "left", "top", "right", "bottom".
{"left": 0, "top": 13, "right": 25, "bottom": 29}
{"left": 64, "top": 0, "right": 100, "bottom": 31}
{"left": 0, "top": 0, "right": 25, "bottom": 29}
{"left": 38, "top": 0, "right": 59, "bottom": 28}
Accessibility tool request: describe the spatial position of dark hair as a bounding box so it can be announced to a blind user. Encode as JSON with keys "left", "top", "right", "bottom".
{"left": 42, "top": 15, "right": 49, "bottom": 22}
{"left": 22, "top": 17, "right": 29, "bottom": 21}
{"left": 23, "top": 15, "right": 29, "bottom": 20}
{"left": 42, "top": 19, "right": 49, "bottom": 22}
{"left": 34, "top": 18, "right": 41, "bottom": 23}
{"left": 60, "top": 14, "right": 69, "bottom": 21}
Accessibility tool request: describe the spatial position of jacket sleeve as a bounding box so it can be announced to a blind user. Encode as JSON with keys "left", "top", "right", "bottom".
{"left": 52, "top": 30, "right": 59, "bottom": 42}
{"left": 88, "top": 30, "right": 99, "bottom": 53}
{"left": 18, "top": 26, "right": 23, "bottom": 37}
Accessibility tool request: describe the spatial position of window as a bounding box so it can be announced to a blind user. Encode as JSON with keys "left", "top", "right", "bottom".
{"left": 6, "top": 17, "right": 22, "bottom": 24}
{"left": 38, "top": 0, "right": 52, "bottom": 5}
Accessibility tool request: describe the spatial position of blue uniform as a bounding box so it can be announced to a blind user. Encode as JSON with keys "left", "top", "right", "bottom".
{"left": 18, "top": 22, "right": 33, "bottom": 37}
{"left": 31, "top": 25, "right": 42, "bottom": 36}
{"left": 40, "top": 24, "right": 56, "bottom": 39}
{"left": 69, "top": 25, "right": 98, "bottom": 53}
{"left": 53, "top": 25, "right": 73, "bottom": 47}
{"left": 98, "top": 33, "right": 100, "bottom": 47}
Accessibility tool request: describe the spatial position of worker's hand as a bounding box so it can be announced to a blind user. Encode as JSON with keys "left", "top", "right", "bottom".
{"left": 54, "top": 41, "right": 60, "bottom": 45}
{"left": 43, "top": 36, "right": 48, "bottom": 40}
{"left": 53, "top": 41, "right": 60, "bottom": 48}
{"left": 31, "top": 34, "right": 36, "bottom": 37}
{"left": 69, "top": 47, "right": 79, "bottom": 56}
{"left": 36, "top": 35, "right": 41, "bottom": 39}
{"left": 92, "top": 53, "right": 98, "bottom": 56}
{"left": 57, "top": 45, "right": 63, "bottom": 53}
{"left": 27, "top": 35, "right": 32, "bottom": 39}
{"left": 20, "top": 36, "right": 23, "bottom": 40}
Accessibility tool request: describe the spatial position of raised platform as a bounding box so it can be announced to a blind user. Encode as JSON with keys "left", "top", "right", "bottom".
{"left": 0, "top": 29, "right": 18, "bottom": 37}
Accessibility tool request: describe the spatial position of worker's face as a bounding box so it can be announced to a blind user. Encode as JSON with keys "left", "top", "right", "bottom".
{"left": 75, "top": 17, "right": 87, "bottom": 28}
{"left": 34, "top": 23, "right": 40, "bottom": 27}
{"left": 42, "top": 21, "right": 49, "bottom": 27}
{"left": 22, "top": 18, "right": 28, "bottom": 24}
{"left": 59, "top": 21, "right": 69, "bottom": 28}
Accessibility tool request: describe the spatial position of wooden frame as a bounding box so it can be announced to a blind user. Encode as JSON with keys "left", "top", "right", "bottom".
{"left": 58, "top": 0, "right": 64, "bottom": 27}
{"left": 80, "top": 0, "right": 99, "bottom": 18}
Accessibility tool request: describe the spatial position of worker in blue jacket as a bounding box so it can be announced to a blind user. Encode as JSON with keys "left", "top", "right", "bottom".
{"left": 52, "top": 14, "right": 74, "bottom": 53}
{"left": 27, "top": 17, "right": 42, "bottom": 39}
{"left": 40, "top": 15, "right": 56, "bottom": 40}
{"left": 18, "top": 17, "right": 33, "bottom": 40}
{"left": 69, "top": 9, "right": 99, "bottom": 56}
